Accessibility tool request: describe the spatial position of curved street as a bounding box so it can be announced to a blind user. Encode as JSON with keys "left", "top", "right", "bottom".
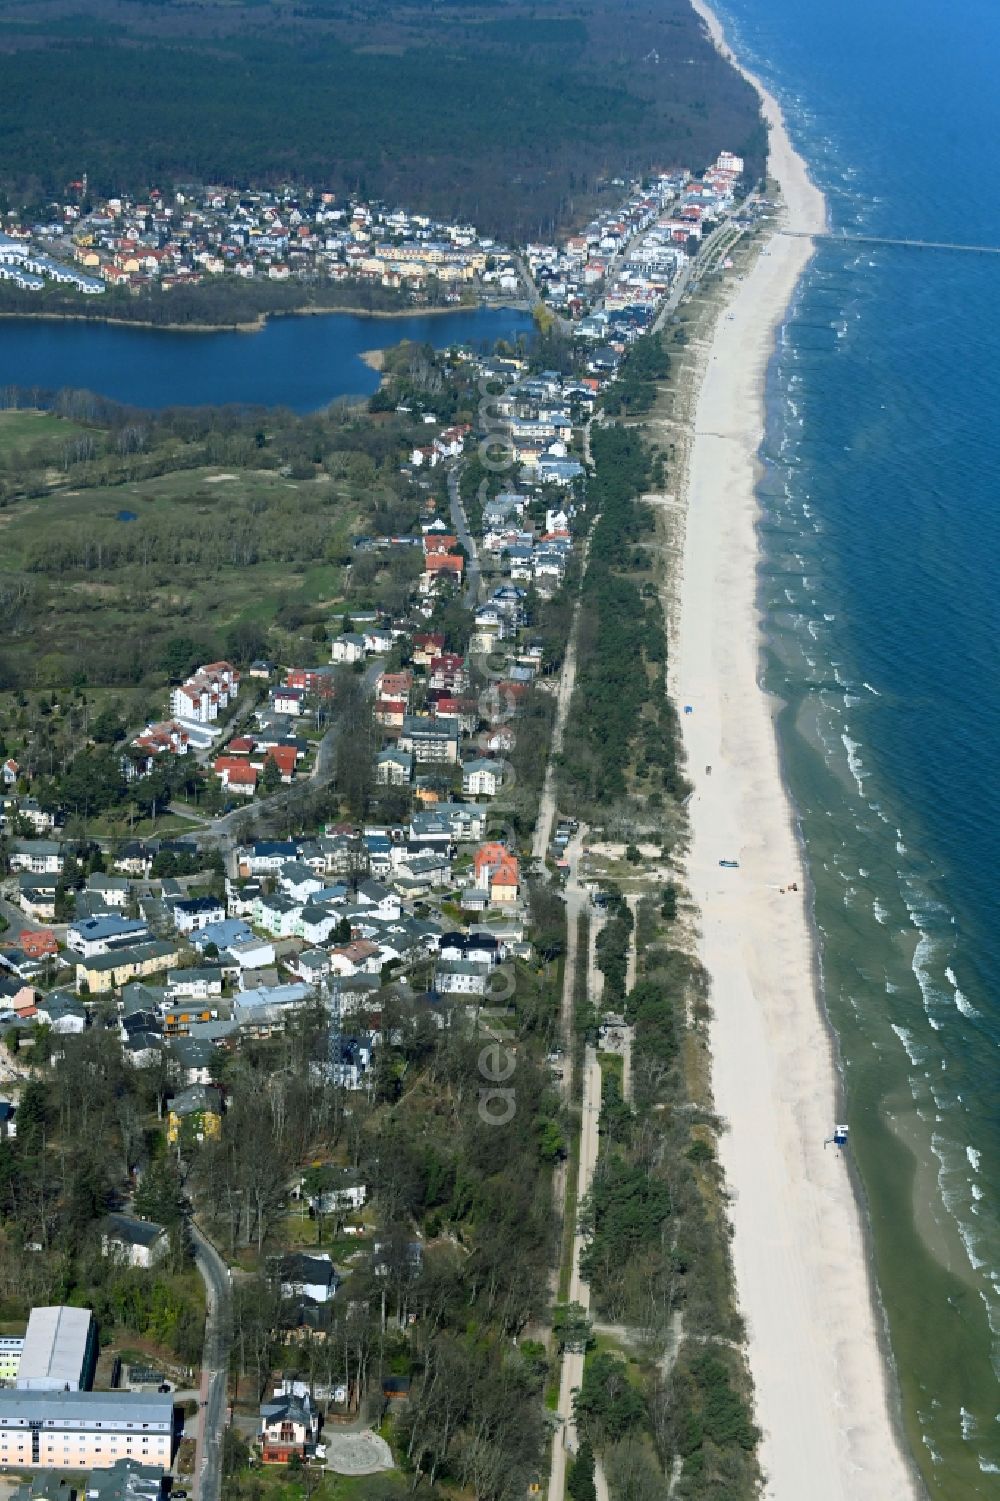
{"left": 191, "top": 1221, "right": 232, "bottom": 1501}
{"left": 447, "top": 463, "right": 480, "bottom": 608}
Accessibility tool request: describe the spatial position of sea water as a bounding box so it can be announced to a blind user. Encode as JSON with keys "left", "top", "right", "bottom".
{"left": 713, "top": 0, "right": 1000, "bottom": 1492}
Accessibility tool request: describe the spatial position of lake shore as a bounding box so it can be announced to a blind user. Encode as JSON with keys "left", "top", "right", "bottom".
{"left": 672, "top": 2, "right": 922, "bottom": 1497}
{"left": 0, "top": 297, "right": 501, "bottom": 338}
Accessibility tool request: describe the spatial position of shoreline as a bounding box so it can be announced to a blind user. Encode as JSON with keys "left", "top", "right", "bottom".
{"left": 0, "top": 298, "right": 507, "bottom": 338}
{"left": 672, "top": 2, "right": 922, "bottom": 1497}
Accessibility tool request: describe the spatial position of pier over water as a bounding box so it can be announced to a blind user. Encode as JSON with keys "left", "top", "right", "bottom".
{"left": 780, "top": 229, "right": 1000, "bottom": 256}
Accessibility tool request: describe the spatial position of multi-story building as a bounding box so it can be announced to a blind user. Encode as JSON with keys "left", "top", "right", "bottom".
{"left": 398, "top": 716, "right": 459, "bottom": 765}
{"left": 0, "top": 1336, "right": 22, "bottom": 1386}
{"left": 169, "top": 661, "right": 239, "bottom": 724}
{"left": 75, "top": 941, "right": 180, "bottom": 996}
{"left": 0, "top": 1391, "right": 173, "bottom": 1471}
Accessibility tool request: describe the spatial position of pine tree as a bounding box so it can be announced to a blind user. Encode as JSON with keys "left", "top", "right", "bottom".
{"left": 568, "top": 1439, "right": 597, "bottom": 1501}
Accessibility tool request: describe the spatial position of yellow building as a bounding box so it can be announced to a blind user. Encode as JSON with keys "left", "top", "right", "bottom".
{"left": 76, "top": 941, "right": 180, "bottom": 995}
{"left": 166, "top": 1084, "right": 223, "bottom": 1145}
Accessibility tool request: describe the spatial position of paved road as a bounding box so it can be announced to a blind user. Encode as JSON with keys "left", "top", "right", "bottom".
{"left": 531, "top": 522, "right": 596, "bottom": 866}
{"left": 0, "top": 891, "right": 68, "bottom": 940}
{"left": 190, "top": 1221, "right": 232, "bottom": 1501}
{"left": 447, "top": 464, "right": 480, "bottom": 609}
{"left": 549, "top": 1042, "right": 603, "bottom": 1501}
{"left": 546, "top": 830, "right": 607, "bottom": 1501}
{"left": 652, "top": 216, "right": 743, "bottom": 335}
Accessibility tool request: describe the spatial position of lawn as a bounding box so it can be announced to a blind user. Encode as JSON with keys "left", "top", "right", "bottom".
{"left": 236, "top": 1469, "right": 408, "bottom": 1501}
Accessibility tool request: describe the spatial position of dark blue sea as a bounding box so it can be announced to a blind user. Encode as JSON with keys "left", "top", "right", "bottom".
{"left": 716, "top": 0, "right": 1000, "bottom": 1491}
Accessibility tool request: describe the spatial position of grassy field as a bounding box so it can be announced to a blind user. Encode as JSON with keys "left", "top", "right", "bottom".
{"left": 0, "top": 408, "right": 89, "bottom": 457}
{"left": 0, "top": 458, "right": 357, "bottom": 708}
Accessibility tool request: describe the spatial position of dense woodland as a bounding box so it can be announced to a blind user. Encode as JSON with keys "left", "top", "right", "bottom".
{"left": 0, "top": 987, "right": 564, "bottom": 1498}
{"left": 571, "top": 885, "right": 760, "bottom": 1499}
{"left": 0, "top": 0, "right": 764, "bottom": 237}
{"left": 559, "top": 400, "right": 686, "bottom": 819}
{"left": 0, "top": 276, "right": 421, "bottom": 328}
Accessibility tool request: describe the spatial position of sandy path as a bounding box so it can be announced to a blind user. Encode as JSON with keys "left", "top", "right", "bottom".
{"left": 672, "top": 5, "right": 920, "bottom": 1498}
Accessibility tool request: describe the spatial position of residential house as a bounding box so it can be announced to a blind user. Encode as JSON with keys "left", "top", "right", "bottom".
{"left": 166, "top": 1084, "right": 223, "bottom": 1144}
{"left": 412, "top": 633, "right": 445, "bottom": 667}
{"left": 374, "top": 697, "right": 407, "bottom": 731}
{"left": 272, "top": 686, "right": 305, "bottom": 718}
{"left": 171, "top": 896, "right": 226, "bottom": 934}
{"left": 162, "top": 1002, "right": 218, "bottom": 1037}
{"left": 355, "top": 880, "right": 401, "bottom": 920}
{"left": 254, "top": 893, "right": 303, "bottom": 940}
{"left": 214, "top": 759, "right": 257, "bottom": 797}
{"left": 101, "top": 1214, "right": 169, "bottom": 1270}
{"left": 227, "top": 937, "right": 277, "bottom": 972}
{"left": 34, "top": 993, "right": 86, "bottom": 1034}
{"left": 276, "top": 1251, "right": 339, "bottom": 1305}
{"left": 165, "top": 968, "right": 223, "bottom": 1002}
{"left": 331, "top": 633, "right": 366, "bottom": 664}
{"left": 259, "top": 1391, "right": 318, "bottom": 1465}
{"left": 428, "top": 653, "right": 467, "bottom": 693}
{"left": 191, "top": 918, "right": 253, "bottom": 954}
{"left": 433, "top": 960, "right": 487, "bottom": 996}
{"left": 375, "top": 748, "right": 412, "bottom": 786}
{"left": 472, "top": 843, "right": 520, "bottom": 905}
{"left": 363, "top": 626, "right": 394, "bottom": 654}
{"left": 237, "top": 840, "right": 299, "bottom": 877}
{"left": 67, "top": 916, "right": 150, "bottom": 959}
{"left": 80, "top": 1458, "right": 165, "bottom": 1501}
{"left": 299, "top": 904, "right": 342, "bottom": 947}
{"left": 462, "top": 759, "right": 503, "bottom": 798}
{"left": 85, "top": 874, "right": 131, "bottom": 909}
{"left": 327, "top": 941, "right": 382, "bottom": 978}
{"left": 390, "top": 848, "right": 452, "bottom": 893}
{"left": 77, "top": 941, "right": 180, "bottom": 995}
{"left": 168, "top": 1036, "right": 218, "bottom": 1086}
{"left": 9, "top": 841, "right": 63, "bottom": 876}
{"left": 291, "top": 948, "right": 331, "bottom": 986}
{"left": 362, "top": 834, "right": 392, "bottom": 877}
{"left": 16, "top": 877, "right": 57, "bottom": 921}
{"left": 376, "top": 670, "right": 412, "bottom": 704}
{"left": 114, "top": 842, "right": 155, "bottom": 878}
{"left": 398, "top": 716, "right": 459, "bottom": 765}
{"left": 232, "top": 982, "right": 313, "bottom": 1034}
{"left": 277, "top": 862, "right": 324, "bottom": 903}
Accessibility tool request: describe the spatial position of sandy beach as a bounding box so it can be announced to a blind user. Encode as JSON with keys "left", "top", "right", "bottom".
{"left": 672, "top": 4, "right": 921, "bottom": 1497}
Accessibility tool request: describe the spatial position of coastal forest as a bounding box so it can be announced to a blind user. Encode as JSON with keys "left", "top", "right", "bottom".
{"left": 0, "top": 0, "right": 763, "bottom": 236}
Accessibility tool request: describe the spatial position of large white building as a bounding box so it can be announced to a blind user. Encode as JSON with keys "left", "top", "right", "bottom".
{"left": 169, "top": 661, "right": 239, "bottom": 724}
{"left": 0, "top": 1391, "right": 173, "bottom": 1471}
{"left": 18, "top": 1306, "right": 96, "bottom": 1392}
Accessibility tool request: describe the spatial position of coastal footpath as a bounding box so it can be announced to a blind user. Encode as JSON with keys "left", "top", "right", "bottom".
{"left": 672, "top": 4, "right": 920, "bottom": 1498}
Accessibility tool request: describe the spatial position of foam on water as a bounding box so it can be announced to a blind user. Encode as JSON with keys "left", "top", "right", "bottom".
{"left": 841, "top": 732, "right": 866, "bottom": 793}
{"left": 892, "top": 1024, "right": 924, "bottom": 1066}
{"left": 945, "top": 966, "right": 980, "bottom": 1019}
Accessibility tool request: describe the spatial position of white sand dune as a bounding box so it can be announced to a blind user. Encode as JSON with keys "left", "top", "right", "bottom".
{"left": 673, "top": 4, "right": 921, "bottom": 1497}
